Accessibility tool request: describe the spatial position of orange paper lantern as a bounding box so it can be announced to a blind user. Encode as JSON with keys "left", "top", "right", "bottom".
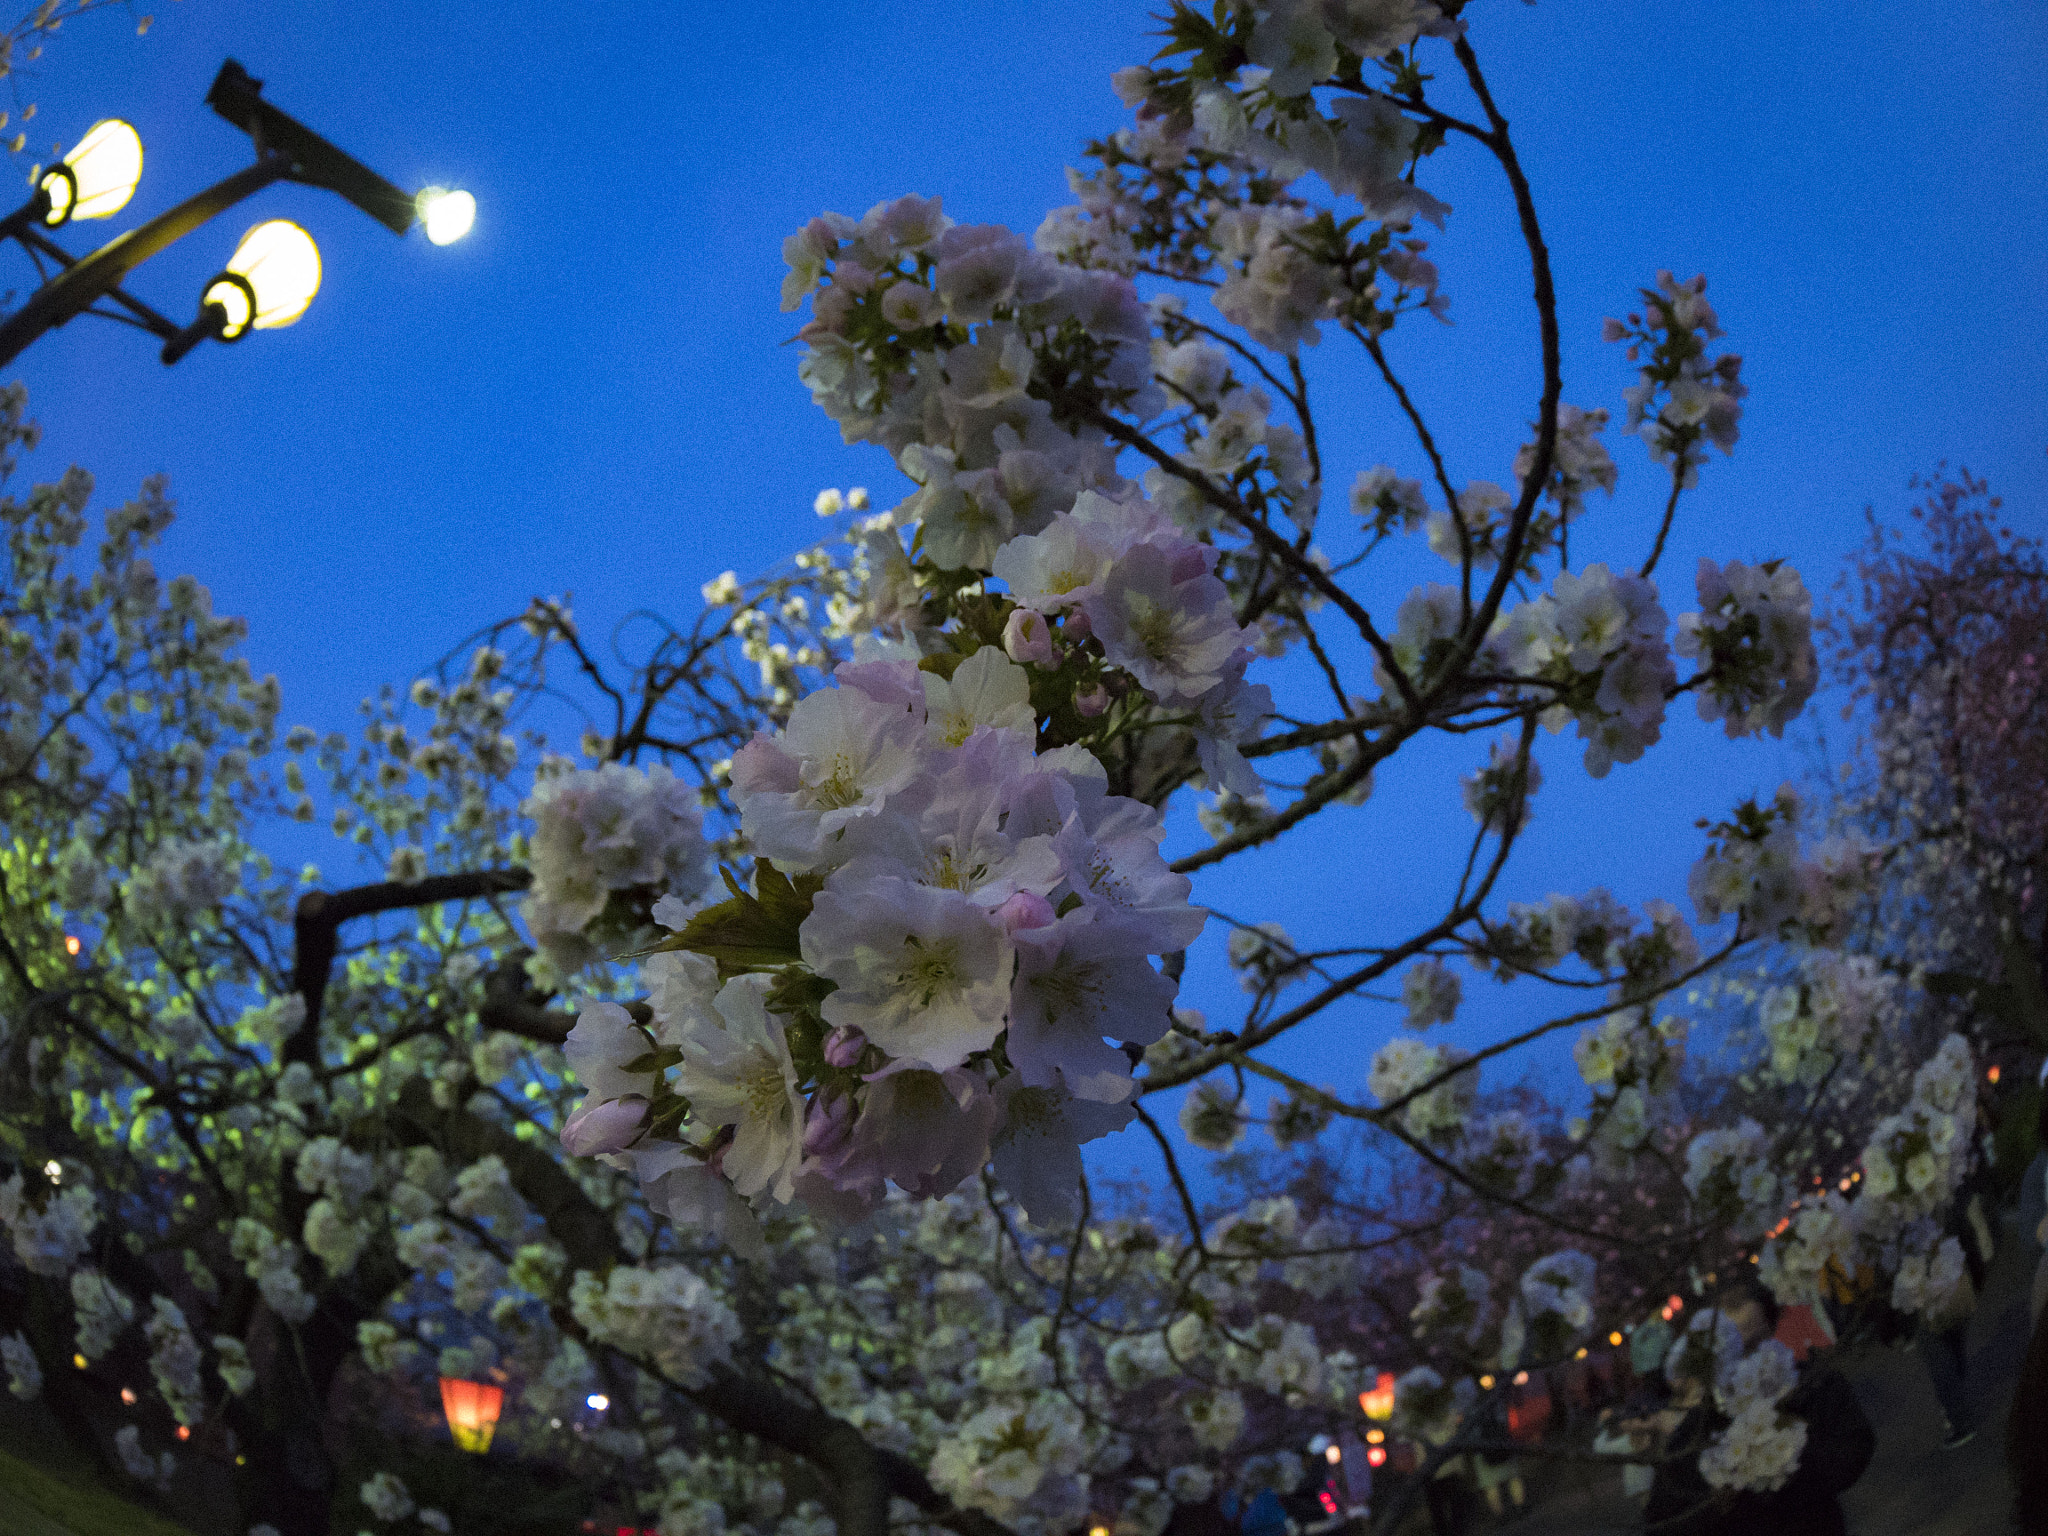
{"left": 438, "top": 1377, "right": 505, "bottom": 1454}
{"left": 1358, "top": 1370, "right": 1397, "bottom": 1421}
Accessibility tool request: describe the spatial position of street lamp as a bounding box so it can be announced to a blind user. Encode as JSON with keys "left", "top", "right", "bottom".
{"left": 24, "top": 119, "right": 146, "bottom": 228}
{"left": 161, "top": 218, "right": 322, "bottom": 362}
{"left": 0, "top": 59, "right": 472, "bottom": 369}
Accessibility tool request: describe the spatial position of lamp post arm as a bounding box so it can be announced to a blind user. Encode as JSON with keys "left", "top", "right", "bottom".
{"left": 11, "top": 224, "right": 183, "bottom": 342}
{"left": 0, "top": 154, "right": 293, "bottom": 369}
{"left": 207, "top": 60, "right": 418, "bottom": 237}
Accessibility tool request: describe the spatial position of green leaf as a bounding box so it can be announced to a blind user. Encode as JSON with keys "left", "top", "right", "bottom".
{"left": 634, "top": 860, "right": 824, "bottom": 974}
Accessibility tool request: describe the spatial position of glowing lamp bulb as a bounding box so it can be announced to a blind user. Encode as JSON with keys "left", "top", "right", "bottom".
{"left": 1987, "top": 1064, "right": 2000, "bottom": 1084}
{"left": 64, "top": 934, "right": 81, "bottom": 956}
{"left": 120, "top": 1386, "right": 137, "bottom": 1404}
{"left": 41, "top": 118, "right": 142, "bottom": 224}
{"left": 1366, "top": 1446, "right": 1387, "bottom": 1469}
{"left": 437, "top": 1376, "right": 505, "bottom": 1454}
{"left": 416, "top": 187, "right": 475, "bottom": 245}
{"left": 586, "top": 1392, "right": 609, "bottom": 1412}
{"left": 1512, "top": 1370, "right": 1530, "bottom": 1387}
{"left": 43, "top": 1160, "right": 61, "bottom": 1182}
{"left": 1324, "top": 1444, "right": 1342, "bottom": 1465}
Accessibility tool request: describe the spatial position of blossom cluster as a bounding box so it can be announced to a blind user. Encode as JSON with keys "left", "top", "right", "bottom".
{"left": 144, "top": 1296, "right": 205, "bottom": 1426}
{"left": 539, "top": 184, "right": 1333, "bottom": 1225}
{"left": 1688, "top": 786, "right": 1869, "bottom": 941}
{"left": 1400, "top": 956, "right": 1462, "bottom": 1028}
{"left": 1696, "top": 1333, "right": 1806, "bottom": 1494}
{"left": 1682, "top": 1118, "right": 1783, "bottom": 1243}
{"left": 1755, "top": 1192, "right": 1858, "bottom": 1309}
{"left": 114, "top": 1423, "right": 175, "bottom": 1493}
{"left": 1757, "top": 950, "right": 1895, "bottom": 1087}
{"left": 1676, "top": 558, "right": 1819, "bottom": 740}
{"left": 1, "top": 1170, "right": 99, "bottom": 1275}
{"left": 521, "top": 759, "right": 715, "bottom": 970}
{"left": 70, "top": 1269, "right": 134, "bottom": 1361}
{"left": 1750, "top": 1031, "right": 1979, "bottom": 1335}
{"left": 1858, "top": 1034, "right": 1976, "bottom": 1233}
{"left": 123, "top": 837, "right": 240, "bottom": 932}
{"left": 1504, "top": 1250, "right": 1599, "bottom": 1366}
{"left": 1367, "top": 1036, "right": 1475, "bottom": 1142}
{"left": 1889, "top": 1222, "right": 1969, "bottom": 1318}
{"left": 229, "top": 1218, "right": 317, "bottom": 1324}
{"left": 569, "top": 1264, "right": 741, "bottom": 1389}
{"left": 1605, "top": 272, "right": 1747, "bottom": 489}
{"left": 1, "top": 1330, "right": 40, "bottom": 1400}
{"left": 562, "top": 657, "right": 1197, "bottom": 1226}
{"left": 1484, "top": 564, "right": 1673, "bottom": 777}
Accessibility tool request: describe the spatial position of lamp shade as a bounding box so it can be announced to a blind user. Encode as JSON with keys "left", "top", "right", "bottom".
{"left": 415, "top": 187, "right": 475, "bottom": 246}
{"left": 42, "top": 118, "right": 143, "bottom": 223}
{"left": 1359, "top": 1371, "right": 1397, "bottom": 1422}
{"left": 210, "top": 219, "right": 321, "bottom": 336}
{"left": 437, "top": 1376, "right": 504, "bottom": 1454}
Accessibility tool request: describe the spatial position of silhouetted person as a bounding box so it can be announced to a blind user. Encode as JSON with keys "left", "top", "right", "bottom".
{"left": 1643, "top": 1276, "right": 1874, "bottom": 1535}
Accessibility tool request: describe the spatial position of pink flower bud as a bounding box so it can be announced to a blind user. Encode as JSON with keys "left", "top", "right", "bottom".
{"left": 560, "top": 1095, "right": 647, "bottom": 1157}
{"left": 823, "top": 1024, "right": 867, "bottom": 1069}
{"left": 1063, "top": 609, "right": 1092, "bottom": 641}
{"left": 1003, "top": 607, "right": 1054, "bottom": 666}
{"left": 995, "top": 890, "right": 1057, "bottom": 934}
{"left": 1076, "top": 684, "right": 1109, "bottom": 718}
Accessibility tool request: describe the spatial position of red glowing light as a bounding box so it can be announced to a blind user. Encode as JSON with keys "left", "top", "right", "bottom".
{"left": 64, "top": 935, "right": 81, "bottom": 956}
{"left": 1988, "top": 1064, "right": 2001, "bottom": 1084}
{"left": 1319, "top": 1491, "right": 1339, "bottom": 1515}
{"left": 175, "top": 1425, "right": 191, "bottom": 1441}
{"left": 1667, "top": 1295, "right": 1684, "bottom": 1313}
{"left": 1366, "top": 1446, "right": 1388, "bottom": 1468}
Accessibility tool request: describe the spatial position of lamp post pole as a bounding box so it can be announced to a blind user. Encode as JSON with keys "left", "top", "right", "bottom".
{"left": 0, "top": 59, "right": 466, "bottom": 370}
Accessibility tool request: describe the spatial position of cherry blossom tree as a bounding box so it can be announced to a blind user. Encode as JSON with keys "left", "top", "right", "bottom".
{"left": 0, "top": 6, "right": 1992, "bottom": 1536}
{"left": 1824, "top": 466, "right": 2048, "bottom": 1053}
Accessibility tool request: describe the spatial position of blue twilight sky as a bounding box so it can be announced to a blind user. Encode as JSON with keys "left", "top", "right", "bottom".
{"left": 11, "top": 2, "right": 2048, "bottom": 1192}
